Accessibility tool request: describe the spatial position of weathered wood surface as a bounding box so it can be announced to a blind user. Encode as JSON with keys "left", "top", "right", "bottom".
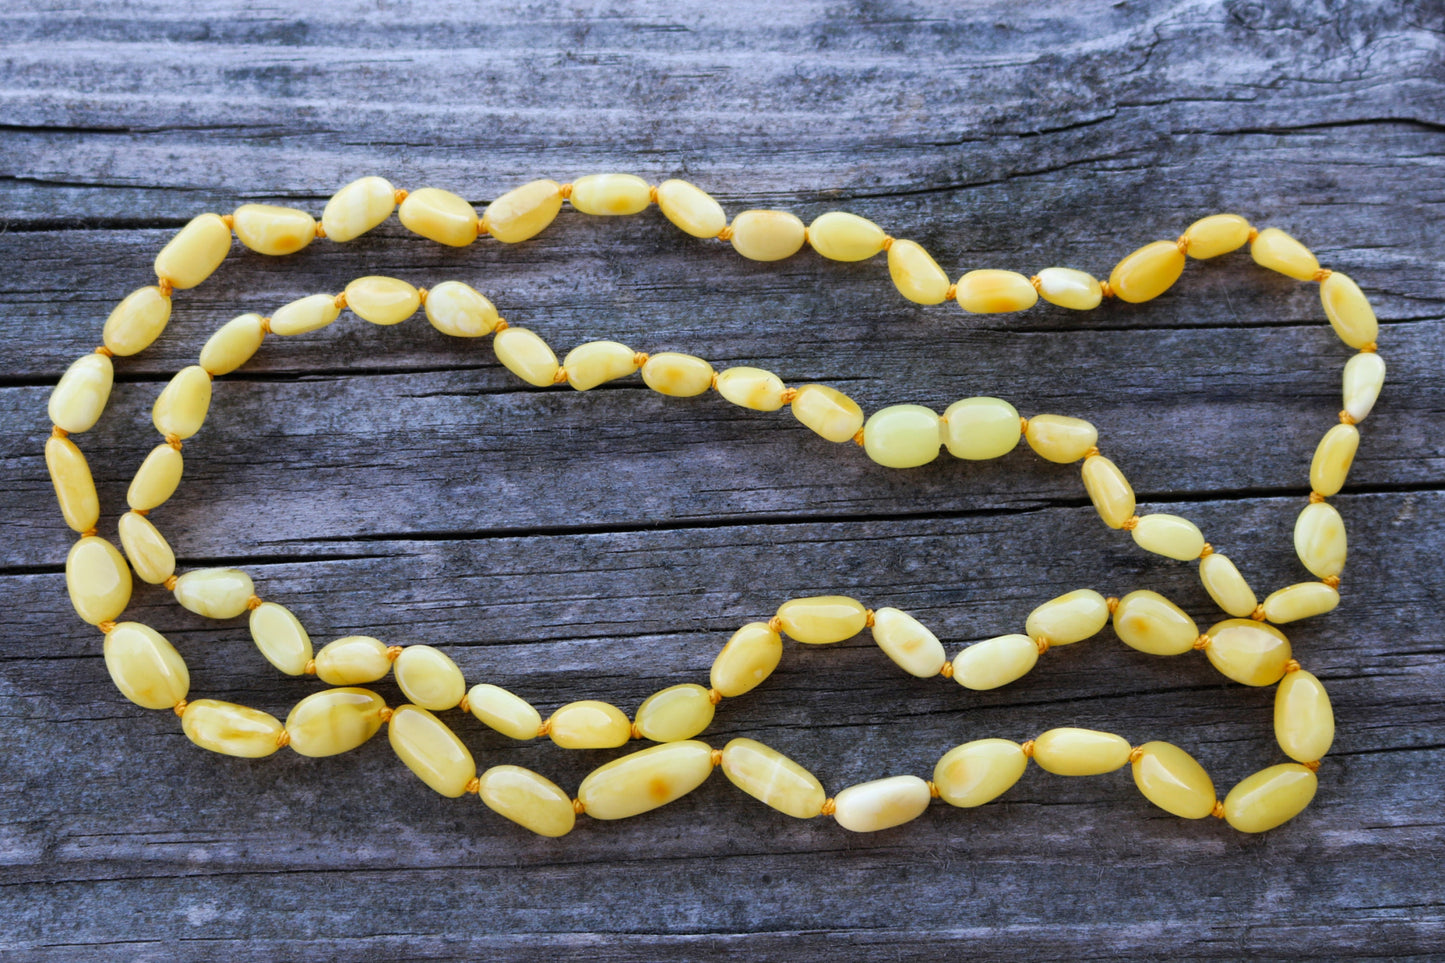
{"left": 3, "top": 1, "right": 1444, "bottom": 959}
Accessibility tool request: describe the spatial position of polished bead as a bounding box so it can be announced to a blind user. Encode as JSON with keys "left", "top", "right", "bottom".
{"left": 424, "top": 281, "right": 499, "bottom": 338}
{"left": 569, "top": 173, "right": 651, "bottom": 216}
{"left": 127, "top": 443, "right": 183, "bottom": 511}
{"left": 48, "top": 353, "right": 113, "bottom": 434}
{"left": 729, "top": 210, "right": 806, "bottom": 261}
{"left": 103, "top": 622, "right": 189, "bottom": 710}
{"left": 577, "top": 740, "right": 715, "bottom": 820}
{"left": 1199, "top": 553, "right": 1258, "bottom": 618}
{"left": 1320, "top": 272, "right": 1378, "bottom": 348}
{"left": 200, "top": 313, "right": 266, "bottom": 376}
{"left": 314, "top": 636, "right": 391, "bottom": 686}
{"left": 1275, "top": 669, "right": 1334, "bottom": 763}
{"left": 1109, "top": 240, "right": 1185, "bottom": 303}
{"left": 1131, "top": 741, "right": 1216, "bottom": 819}
{"left": 1132, "top": 513, "right": 1205, "bottom": 561}
{"left": 1082, "top": 455, "right": 1135, "bottom": 529}
{"left": 943, "top": 397, "right": 1021, "bottom": 460}
{"left": 790, "top": 384, "right": 864, "bottom": 443}
{"left": 1026, "top": 589, "right": 1109, "bottom": 646}
{"left": 775, "top": 595, "right": 868, "bottom": 644}
{"left": 1032, "top": 727, "right": 1131, "bottom": 776}
{"left": 1223, "top": 764, "right": 1317, "bottom": 833}
{"left": 248, "top": 601, "right": 313, "bottom": 676}
{"left": 1204, "top": 619, "right": 1292, "bottom": 686}
{"left": 466, "top": 683, "right": 542, "bottom": 740}
{"left": 1342, "top": 352, "right": 1386, "bottom": 423}
{"left": 388, "top": 704, "right": 475, "bottom": 797}
{"left": 482, "top": 179, "right": 564, "bottom": 243}
{"left": 1113, "top": 590, "right": 1198, "bottom": 656}
{"left": 721, "top": 738, "right": 826, "bottom": 818}
{"left": 954, "top": 270, "right": 1038, "bottom": 313}
{"left": 103, "top": 286, "right": 171, "bottom": 356}
{"left": 321, "top": 175, "right": 396, "bottom": 242}
{"left": 641, "top": 352, "right": 715, "bottom": 397}
{"left": 1310, "top": 424, "right": 1359, "bottom": 497}
{"left": 285, "top": 687, "right": 386, "bottom": 757}
{"left": 932, "top": 739, "right": 1028, "bottom": 808}
{"left": 871, "top": 607, "right": 946, "bottom": 678}
{"left": 635, "top": 684, "right": 715, "bottom": 742}
{"left": 269, "top": 294, "right": 340, "bottom": 336}
{"left": 344, "top": 276, "right": 420, "bottom": 326}
{"left": 655, "top": 179, "right": 727, "bottom": 238}
{"left": 1251, "top": 227, "right": 1319, "bottom": 280}
{"left": 398, "top": 187, "right": 479, "bottom": 247}
{"left": 549, "top": 700, "right": 631, "bottom": 749}
{"left": 887, "top": 239, "right": 951, "bottom": 304}
{"left": 863, "top": 404, "right": 941, "bottom": 469}
{"left": 393, "top": 645, "right": 465, "bottom": 711}
{"left": 1294, "top": 502, "right": 1347, "bottom": 579}
{"left": 1183, "top": 213, "right": 1252, "bottom": 259}
{"left": 1024, "top": 414, "right": 1097, "bottom": 464}
{"left": 952, "top": 634, "right": 1038, "bottom": 690}
{"left": 154, "top": 213, "right": 231, "bottom": 289}
{"left": 478, "top": 765, "right": 575, "bottom": 837}
{"left": 1263, "top": 582, "right": 1340, "bottom": 624}
{"left": 710, "top": 622, "right": 783, "bottom": 697}
{"left": 45, "top": 435, "right": 99, "bottom": 532}
{"left": 173, "top": 568, "right": 254, "bottom": 620}
{"left": 66, "top": 536, "right": 131, "bottom": 625}
{"left": 832, "top": 775, "right": 931, "bottom": 832}
{"left": 232, "top": 203, "right": 316, "bottom": 256}
{"left": 808, "top": 211, "right": 886, "bottom": 262}
{"left": 715, "top": 366, "right": 787, "bottom": 411}
{"left": 563, "top": 341, "right": 639, "bottom": 390}
{"left": 1035, "top": 267, "right": 1102, "bottom": 310}
{"left": 151, "top": 365, "right": 211, "bottom": 440}
{"left": 493, "top": 327, "right": 560, "bottom": 387}
{"left": 182, "top": 700, "right": 283, "bottom": 758}
{"left": 117, "top": 511, "right": 174, "bottom": 584}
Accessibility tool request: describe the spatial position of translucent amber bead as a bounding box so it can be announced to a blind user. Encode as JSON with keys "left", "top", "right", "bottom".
{"left": 173, "top": 568, "right": 254, "bottom": 620}
{"left": 1035, "top": 267, "right": 1102, "bottom": 310}
{"left": 1199, "top": 553, "right": 1257, "bottom": 618}
{"left": 388, "top": 704, "right": 475, "bottom": 797}
{"left": 1309, "top": 424, "right": 1359, "bottom": 498}
{"left": 1223, "top": 764, "right": 1317, "bottom": 833}
{"left": 578, "top": 740, "right": 715, "bottom": 820}
{"left": 66, "top": 536, "right": 131, "bottom": 625}
{"left": 1109, "top": 241, "right": 1185, "bottom": 303}
{"left": 807, "top": 211, "right": 886, "bottom": 262}
{"left": 563, "top": 341, "right": 639, "bottom": 390}
{"left": 549, "top": 700, "right": 631, "bottom": 749}
{"left": 118, "top": 511, "right": 174, "bottom": 584}
{"left": 398, "top": 187, "right": 479, "bottom": 247}
{"left": 183, "top": 700, "right": 283, "bottom": 758}
{"left": 393, "top": 645, "right": 466, "bottom": 711}
{"left": 269, "top": 294, "right": 340, "bottom": 336}
{"left": 285, "top": 687, "right": 386, "bottom": 757}
{"left": 1275, "top": 669, "right": 1334, "bottom": 762}
{"left": 655, "top": 179, "right": 727, "bottom": 238}
{"left": 466, "top": 683, "right": 542, "bottom": 740}
{"left": 232, "top": 203, "right": 316, "bottom": 256}
{"left": 776, "top": 596, "right": 868, "bottom": 644}
{"left": 478, "top": 765, "right": 576, "bottom": 837}
{"left": 127, "top": 443, "right": 183, "bottom": 511}
{"left": 1026, "top": 589, "right": 1109, "bottom": 646}
{"left": 634, "top": 684, "right": 715, "bottom": 742}
{"left": 424, "top": 281, "right": 499, "bottom": 338}
{"left": 887, "top": 239, "right": 951, "bottom": 304}
{"left": 1132, "top": 513, "right": 1205, "bottom": 561}
{"left": 104, "top": 622, "right": 188, "bottom": 710}
{"left": 720, "top": 738, "right": 826, "bottom": 818}
{"left": 1294, "top": 502, "right": 1346, "bottom": 579}
{"left": 1183, "top": 213, "right": 1251, "bottom": 259}
{"left": 1251, "top": 228, "right": 1319, "bottom": 280}
{"left": 710, "top": 622, "right": 783, "bottom": 697}
{"left": 943, "top": 397, "right": 1021, "bottom": 460}
{"left": 1032, "top": 727, "right": 1131, "bottom": 776}
{"left": 729, "top": 210, "right": 806, "bottom": 261}
{"left": 1343, "top": 352, "right": 1385, "bottom": 423}
{"left": 482, "top": 179, "right": 564, "bottom": 243}
{"left": 314, "top": 636, "right": 391, "bottom": 685}
{"left": 49, "top": 353, "right": 113, "bottom": 434}
{"left": 200, "top": 314, "right": 266, "bottom": 376}
{"left": 863, "top": 404, "right": 941, "bottom": 469}
{"left": 1204, "top": 619, "right": 1292, "bottom": 686}
{"left": 1263, "top": 582, "right": 1339, "bottom": 624}
{"left": 154, "top": 213, "right": 231, "bottom": 289}
{"left": 954, "top": 270, "right": 1038, "bottom": 313}
{"left": 1113, "top": 590, "right": 1197, "bottom": 656}
{"left": 569, "top": 173, "right": 651, "bottom": 216}
{"left": 641, "top": 352, "right": 715, "bottom": 397}
{"left": 1131, "top": 741, "right": 1216, "bottom": 818}
{"left": 832, "top": 775, "right": 931, "bottom": 832}
{"left": 321, "top": 176, "right": 396, "bottom": 242}
{"left": 45, "top": 435, "right": 99, "bottom": 532}
{"left": 248, "top": 601, "right": 312, "bottom": 676}
{"left": 870, "top": 607, "right": 946, "bottom": 678}
{"left": 933, "top": 739, "right": 1027, "bottom": 808}
{"left": 152, "top": 365, "right": 212, "bottom": 440}
{"left": 1082, "top": 455, "right": 1135, "bottom": 529}
{"left": 715, "top": 366, "right": 786, "bottom": 411}
{"left": 103, "top": 286, "right": 171, "bottom": 356}
{"left": 344, "top": 276, "right": 420, "bottom": 326}
{"left": 952, "top": 634, "right": 1038, "bottom": 690}
{"left": 1024, "top": 414, "right": 1096, "bottom": 464}
{"left": 790, "top": 384, "right": 864, "bottom": 443}
{"left": 493, "top": 327, "right": 560, "bottom": 387}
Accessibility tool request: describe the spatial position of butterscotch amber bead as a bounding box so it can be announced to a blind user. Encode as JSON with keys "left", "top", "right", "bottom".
{"left": 1109, "top": 241, "right": 1185, "bottom": 303}
{"left": 393, "top": 645, "right": 466, "bottom": 711}
{"left": 388, "top": 704, "right": 475, "bottom": 797}
{"left": 344, "top": 276, "right": 420, "bottom": 326}
{"left": 183, "top": 700, "right": 284, "bottom": 758}
{"left": 103, "top": 286, "right": 171, "bottom": 356}
{"left": 775, "top": 595, "right": 868, "bottom": 644}
{"left": 1319, "top": 272, "right": 1379, "bottom": 349}
{"left": 1343, "top": 352, "right": 1385, "bottom": 423}
{"left": 1262, "top": 582, "right": 1339, "bottom": 624}
{"left": 1032, "top": 727, "right": 1131, "bottom": 776}
{"left": 399, "top": 187, "right": 479, "bottom": 247}
{"left": 1131, "top": 741, "right": 1216, "bottom": 818}
{"left": 1223, "top": 764, "right": 1317, "bottom": 833}
{"left": 1251, "top": 228, "right": 1319, "bottom": 280}
{"left": 729, "top": 210, "right": 806, "bottom": 261}
{"left": 641, "top": 352, "right": 715, "bottom": 397}
{"left": 1081, "top": 454, "right": 1135, "bottom": 529}
{"left": 127, "top": 443, "right": 183, "bottom": 511}
{"left": 954, "top": 270, "right": 1038, "bottom": 313}
{"left": 578, "top": 740, "right": 716, "bottom": 820}
{"left": 66, "top": 536, "right": 132, "bottom": 625}
{"left": 1131, "top": 513, "right": 1205, "bottom": 561}
{"left": 173, "top": 568, "right": 254, "bottom": 620}
{"left": 634, "top": 684, "right": 715, "bottom": 742}
{"left": 154, "top": 213, "right": 231, "bottom": 289}
{"left": 790, "top": 384, "right": 864, "bottom": 443}
{"left": 808, "top": 211, "right": 886, "bottom": 262}
{"left": 1198, "top": 553, "right": 1258, "bottom": 618}
{"left": 285, "top": 687, "right": 386, "bottom": 757}
{"left": 1275, "top": 669, "right": 1334, "bottom": 763}
{"left": 1294, "top": 502, "right": 1347, "bottom": 579}
{"left": 943, "top": 397, "right": 1020, "bottom": 460}
{"left": 832, "top": 775, "right": 932, "bottom": 832}
{"left": 321, "top": 176, "right": 396, "bottom": 242}
{"left": 49, "top": 353, "right": 113, "bottom": 434}
{"left": 933, "top": 739, "right": 1028, "bottom": 808}
{"left": 870, "top": 607, "right": 946, "bottom": 678}
{"left": 478, "top": 765, "right": 576, "bottom": 837}
{"left": 1183, "top": 213, "right": 1251, "bottom": 259}
{"left": 466, "top": 683, "right": 542, "bottom": 741}
{"left": 951, "top": 634, "right": 1038, "bottom": 690}
{"left": 249, "top": 601, "right": 313, "bottom": 676}
{"left": 482, "top": 179, "right": 564, "bottom": 243}
{"left": 721, "top": 738, "right": 826, "bottom": 819}
{"left": 104, "top": 622, "right": 189, "bottom": 710}
{"left": 1310, "top": 424, "right": 1359, "bottom": 498}
{"left": 1026, "top": 589, "right": 1109, "bottom": 645}
{"left": 863, "top": 404, "right": 941, "bottom": 468}
{"left": 1035, "top": 267, "right": 1102, "bottom": 310}
{"left": 715, "top": 366, "right": 786, "bottom": 411}
{"left": 314, "top": 636, "right": 391, "bottom": 686}
{"left": 1112, "top": 590, "right": 1197, "bottom": 656}
{"left": 569, "top": 173, "right": 651, "bottom": 216}
{"left": 655, "top": 179, "right": 727, "bottom": 238}
{"left": 45, "top": 435, "right": 99, "bottom": 533}
{"left": 563, "top": 341, "right": 639, "bottom": 390}
{"left": 152, "top": 365, "right": 211, "bottom": 440}
{"left": 232, "top": 203, "right": 316, "bottom": 256}
{"left": 549, "top": 700, "right": 631, "bottom": 749}
{"left": 887, "top": 239, "right": 951, "bottom": 304}
{"left": 1024, "top": 414, "right": 1096, "bottom": 464}
{"left": 200, "top": 314, "right": 266, "bottom": 376}
{"left": 269, "top": 294, "right": 340, "bottom": 336}
{"left": 710, "top": 622, "right": 783, "bottom": 697}
{"left": 493, "top": 327, "right": 560, "bottom": 387}
{"left": 425, "top": 282, "right": 499, "bottom": 338}
{"left": 117, "top": 511, "right": 175, "bottom": 584}
{"left": 1204, "top": 619, "right": 1292, "bottom": 686}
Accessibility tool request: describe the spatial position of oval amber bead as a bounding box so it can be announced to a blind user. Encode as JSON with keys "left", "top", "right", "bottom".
{"left": 715, "top": 366, "right": 786, "bottom": 411}
{"left": 127, "top": 443, "right": 183, "bottom": 511}
{"left": 425, "top": 281, "right": 499, "bottom": 338}
{"left": 1132, "top": 513, "right": 1205, "bottom": 561}
{"left": 493, "top": 327, "right": 560, "bottom": 386}
{"left": 248, "top": 601, "right": 313, "bottom": 676}
{"left": 1223, "top": 763, "right": 1317, "bottom": 833}
{"left": 1032, "top": 727, "right": 1131, "bottom": 776}
{"left": 200, "top": 313, "right": 266, "bottom": 376}
{"left": 1081, "top": 454, "right": 1135, "bottom": 529}
{"left": 482, "top": 179, "right": 564, "bottom": 243}
{"left": 103, "top": 286, "right": 172, "bottom": 356}
{"left": 466, "top": 683, "right": 542, "bottom": 740}
{"left": 655, "top": 179, "right": 727, "bottom": 238}
{"left": 232, "top": 203, "right": 315, "bottom": 256}
{"left": 1275, "top": 669, "right": 1334, "bottom": 762}
{"left": 1183, "top": 213, "right": 1252, "bottom": 259}
{"left": 710, "top": 622, "right": 783, "bottom": 697}
{"left": 321, "top": 175, "right": 396, "bottom": 242}
{"left": 1251, "top": 227, "right": 1319, "bottom": 280}
{"left": 943, "top": 397, "right": 1021, "bottom": 460}
{"left": 66, "top": 536, "right": 132, "bottom": 625}
{"left": 1024, "top": 414, "right": 1096, "bottom": 464}
{"left": 887, "top": 239, "right": 951, "bottom": 304}
{"left": 1026, "top": 589, "right": 1109, "bottom": 646}
{"left": 563, "top": 341, "right": 639, "bottom": 390}
{"left": 344, "top": 276, "right": 420, "bottom": 326}
{"left": 1109, "top": 240, "right": 1186, "bottom": 303}
{"left": 1199, "top": 553, "right": 1258, "bottom": 618}
{"left": 954, "top": 269, "right": 1038, "bottom": 313}
{"left": 45, "top": 435, "right": 99, "bottom": 533}
{"left": 1294, "top": 502, "right": 1347, "bottom": 579}
{"left": 1343, "top": 352, "right": 1385, "bottom": 423}
{"left": 154, "top": 213, "right": 231, "bottom": 289}
{"left": 549, "top": 700, "right": 631, "bottom": 749}
{"left": 269, "top": 294, "right": 340, "bottom": 336}
{"left": 285, "top": 687, "right": 386, "bottom": 757}
{"left": 393, "top": 645, "right": 465, "bottom": 711}
{"left": 1131, "top": 741, "right": 1216, "bottom": 819}
{"left": 398, "top": 187, "right": 478, "bottom": 247}
{"left": 952, "top": 634, "right": 1038, "bottom": 690}
{"left": 104, "top": 621, "right": 189, "bottom": 710}
{"left": 790, "top": 384, "right": 863, "bottom": 443}
{"left": 721, "top": 738, "right": 826, "bottom": 819}
{"left": 863, "top": 404, "right": 940, "bottom": 469}
{"left": 578, "top": 740, "right": 715, "bottom": 820}
{"left": 569, "top": 173, "right": 651, "bottom": 216}
{"left": 729, "top": 209, "right": 806, "bottom": 261}
{"left": 1113, "top": 590, "right": 1198, "bottom": 656}
{"left": 775, "top": 595, "right": 868, "bottom": 644}
{"left": 49, "top": 353, "right": 113, "bottom": 434}
{"left": 1310, "top": 424, "right": 1359, "bottom": 497}
{"left": 832, "top": 775, "right": 932, "bottom": 832}
{"left": 634, "top": 684, "right": 715, "bottom": 742}
{"left": 1262, "top": 582, "right": 1339, "bottom": 624}
{"left": 388, "top": 705, "right": 475, "bottom": 797}
{"left": 641, "top": 352, "right": 714, "bottom": 397}
{"left": 478, "top": 765, "right": 576, "bottom": 837}
{"left": 117, "top": 511, "right": 174, "bottom": 584}
{"left": 314, "top": 636, "right": 391, "bottom": 686}
{"left": 1035, "top": 267, "right": 1102, "bottom": 310}
{"left": 152, "top": 365, "right": 212, "bottom": 440}
{"left": 933, "top": 739, "right": 1028, "bottom": 808}
{"left": 173, "top": 568, "right": 254, "bottom": 620}
{"left": 183, "top": 700, "right": 283, "bottom": 757}
{"left": 807, "top": 211, "right": 886, "bottom": 262}
{"left": 1204, "top": 619, "right": 1292, "bottom": 686}
{"left": 870, "top": 607, "right": 946, "bottom": 678}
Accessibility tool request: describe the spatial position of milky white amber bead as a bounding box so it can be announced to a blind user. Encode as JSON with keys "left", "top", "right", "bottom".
{"left": 549, "top": 700, "right": 631, "bottom": 749}
{"left": 1032, "top": 727, "right": 1132, "bottom": 776}
{"left": 634, "top": 684, "right": 715, "bottom": 742}
{"left": 154, "top": 213, "right": 231, "bottom": 289}
{"left": 943, "top": 397, "right": 1020, "bottom": 460}
{"left": 424, "top": 281, "right": 499, "bottom": 338}
{"left": 232, "top": 203, "right": 316, "bottom": 256}
{"left": 1026, "top": 589, "right": 1109, "bottom": 646}
{"left": 833, "top": 775, "right": 931, "bottom": 832}
{"left": 66, "top": 536, "right": 132, "bottom": 625}
{"left": 45, "top": 435, "right": 98, "bottom": 533}
{"left": 933, "top": 739, "right": 1028, "bottom": 808}
{"left": 103, "top": 286, "right": 171, "bottom": 356}
{"left": 776, "top": 596, "right": 868, "bottom": 644}
{"left": 104, "top": 622, "right": 189, "bottom": 710}
{"left": 863, "top": 404, "right": 940, "bottom": 468}
{"left": 564, "top": 341, "right": 639, "bottom": 390}
{"left": 1183, "top": 213, "right": 1252, "bottom": 259}
{"left": 710, "top": 622, "right": 783, "bottom": 697}
{"left": 1113, "top": 590, "right": 1198, "bottom": 656}
{"left": 1131, "top": 741, "right": 1216, "bottom": 819}
{"left": 466, "top": 683, "right": 542, "bottom": 740}
{"left": 1199, "top": 553, "right": 1258, "bottom": 618}
{"left": 183, "top": 700, "right": 283, "bottom": 757}
{"left": 321, "top": 176, "right": 396, "bottom": 242}
{"left": 1035, "top": 267, "right": 1102, "bottom": 310}
{"left": 655, "top": 179, "right": 727, "bottom": 238}
{"left": 1275, "top": 669, "right": 1334, "bottom": 763}
{"left": 269, "top": 294, "right": 340, "bottom": 336}
{"left": 1251, "top": 228, "right": 1319, "bottom": 280}
{"left": 578, "top": 740, "right": 715, "bottom": 820}
{"left": 1109, "top": 240, "right": 1185, "bottom": 303}
{"left": 344, "top": 276, "right": 420, "bottom": 326}
{"left": 1263, "top": 582, "right": 1339, "bottom": 624}
{"left": 1342, "top": 352, "right": 1385, "bottom": 423}
{"left": 1310, "top": 424, "right": 1359, "bottom": 497}
{"left": 393, "top": 645, "right": 465, "bottom": 711}
{"left": 478, "top": 765, "right": 576, "bottom": 837}
{"left": 569, "top": 173, "right": 652, "bottom": 216}
{"left": 398, "top": 187, "right": 479, "bottom": 247}
{"left": 715, "top": 366, "right": 787, "bottom": 411}
{"left": 285, "top": 687, "right": 386, "bottom": 757}
{"left": 1024, "top": 414, "right": 1096, "bottom": 464}
{"left": 482, "top": 179, "right": 564, "bottom": 243}
{"left": 1294, "top": 502, "right": 1347, "bottom": 579}
{"left": 152, "top": 365, "right": 212, "bottom": 440}
{"left": 1132, "top": 513, "right": 1205, "bottom": 561}
{"left": 641, "top": 352, "right": 714, "bottom": 397}
{"left": 1223, "top": 764, "right": 1317, "bottom": 833}
{"left": 954, "top": 270, "right": 1038, "bottom": 313}
{"left": 721, "top": 738, "right": 826, "bottom": 818}
{"left": 117, "top": 511, "right": 174, "bottom": 584}
{"left": 1204, "top": 619, "right": 1292, "bottom": 686}
{"left": 887, "top": 239, "right": 951, "bottom": 304}
{"left": 790, "top": 384, "right": 864, "bottom": 443}
{"left": 49, "top": 353, "right": 113, "bottom": 434}
{"left": 127, "top": 443, "right": 183, "bottom": 511}
{"left": 952, "top": 634, "right": 1038, "bottom": 690}
{"left": 388, "top": 705, "right": 475, "bottom": 797}
{"left": 248, "top": 601, "right": 313, "bottom": 676}
{"left": 807, "top": 211, "right": 886, "bottom": 262}
{"left": 1082, "top": 454, "right": 1135, "bottom": 529}
{"left": 200, "top": 313, "right": 266, "bottom": 376}
{"left": 173, "top": 568, "right": 254, "bottom": 620}
{"left": 870, "top": 607, "right": 946, "bottom": 678}
{"left": 314, "top": 636, "right": 391, "bottom": 685}
{"left": 729, "top": 210, "right": 806, "bottom": 261}
{"left": 493, "top": 327, "right": 560, "bottom": 386}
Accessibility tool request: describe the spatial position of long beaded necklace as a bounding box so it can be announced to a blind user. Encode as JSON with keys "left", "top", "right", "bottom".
{"left": 46, "top": 173, "right": 1382, "bottom": 838}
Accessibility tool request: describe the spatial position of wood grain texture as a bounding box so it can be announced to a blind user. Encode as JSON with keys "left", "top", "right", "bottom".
{"left": 3, "top": 1, "right": 1444, "bottom": 959}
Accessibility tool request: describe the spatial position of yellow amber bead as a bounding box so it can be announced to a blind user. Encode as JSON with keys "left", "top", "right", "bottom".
{"left": 790, "top": 384, "right": 864, "bottom": 443}
{"left": 424, "top": 281, "right": 499, "bottom": 338}
{"left": 549, "top": 700, "right": 631, "bottom": 749}
{"left": 466, "top": 683, "right": 542, "bottom": 740}
{"left": 634, "top": 684, "right": 715, "bottom": 742}
{"left": 285, "top": 687, "right": 386, "bottom": 757}
{"left": 154, "top": 213, "right": 231, "bottom": 289}
{"left": 943, "top": 397, "right": 1021, "bottom": 460}
{"left": 1035, "top": 267, "right": 1102, "bottom": 310}
{"left": 103, "top": 622, "right": 189, "bottom": 710}
{"left": 1024, "top": 414, "right": 1097, "bottom": 464}
{"left": 655, "top": 179, "right": 727, "bottom": 238}
{"left": 933, "top": 739, "right": 1028, "bottom": 808}
{"left": 729, "top": 210, "right": 806, "bottom": 261}
{"left": 1032, "top": 727, "right": 1131, "bottom": 776}
{"left": 1321, "top": 271, "right": 1379, "bottom": 347}
{"left": 152, "top": 365, "right": 211, "bottom": 440}
{"left": 776, "top": 595, "right": 868, "bottom": 644}
{"left": 321, "top": 176, "right": 396, "bottom": 243}
{"left": 393, "top": 645, "right": 466, "bottom": 711}
{"left": 200, "top": 313, "right": 266, "bottom": 376}
{"left": 103, "top": 286, "right": 171, "bottom": 356}
{"left": 45, "top": 435, "right": 99, "bottom": 533}
{"left": 832, "top": 775, "right": 931, "bottom": 832}
{"left": 863, "top": 404, "right": 941, "bottom": 468}
{"left": 1263, "top": 582, "right": 1339, "bottom": 624}
{"left": 173, "top": 568, "right": 254, "bottom": 620}
{"left": 807, "top": 211, "right": 886, "bottom": 262}
{"left": 344, "top": 276, "right": 420, "bottom": 326}
{"left": 1113, "top": 590, "right": 1198, "bottom": 656}
{"left": 1251, "top": 227, "right": 1319, "bottom": 280}
{"left": 1294, "top": 502, "right": 1347, "bottom": 579}
{"left": 478, "top": 765, "right": 576, "bottom": 837}
{"left": 570, "top": 173, "right": 652, "bottom": 216}
{"left": 117, "top": 511, "right": 174, "bottom": 584}
{"left": 1131, "top": 741, "right": 1216, "bottom": 819}
{"left": 1081, "top": 454, "right": 1135, "bottom": 529}
{"left": 127, "top": 443, "right": 183, "bottom": 511}
{"left": 710, "top": 622, "right": 783, "bottom": 697}
{"left": 269, "top": 294, "right": 341, "bottom": 336}
{"left": 1275, "top": 669, "right": 1334, "bottom": 762}
{"left": 1343, "top": 352, "right": 1385, "bottom": 423}
{"left": 954, "top": 270, "right": 1038, "bottom": 313}
{"left": 1109, "top": 240, "right": 1186, "bottom": 303}
{"left": 1204, "top": 619, "right": 1292, "bottom": 686}
{"left": 641, "top": 352, "right": 715, "bottom": 397}
{"left": 314, "top": 636, "right": 391, "bottom": 686}
{"left": 182, "top": 700, "right": 283, "bottom": 758}
{"left": 870, "top": 607, "right": 946, "bottom": 678}
{"left": 1026, "top": 589, "right": 1109, "bottom": 646}
{"left": 577, "top": 740, "right": 715, "bottom": 820}
{"left": 951, "top": 634, "right": 1038, "bottom": 690}
{"left": 715, "top": 366, "right": 787, "bottom": 411}
{"left": 721, "top": 738, "right": 826, "bottom": 818}
{"left": 482, "top": 179, "right": 564, "bottom": 243}
{"left": 1310, "top": 424, "right": 1359, "bottom": 497}
{"left": 232, "top": 203, "right": 315, "bottom": 256}
{"left": 1223, "top": 763, "right": 1317, "bottom": 833}
{"left": 1132, "top": 513, "right": 1205, "bottom": 561}
{"left": 388, "top": 704, "right": 475, "bottom": 797}
{"left": 1199, "top": 553, "right": 1258, "bottom": 618}
{"left": 1183, "top": 213, "right": 1252, "bottom": 259}
{"left": 248, "top": 601, "right": 312, "bottom": 676}
{"left": 493, "top": 327, "right": 560, "bottom": 387}
{"left": 66, "top": 536, "right": 132, "bottom": 625}
{"left": 398, "top": 187, "right": 479, "bottom": 247}
{"left": 48, "top": 353, "right": 113, "bottom": 434}
{"left": 887, "top": 239, "right": 951, "bottom": 304}
{"left": 563, "top": 341, "right": 639, "bottom": 390}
